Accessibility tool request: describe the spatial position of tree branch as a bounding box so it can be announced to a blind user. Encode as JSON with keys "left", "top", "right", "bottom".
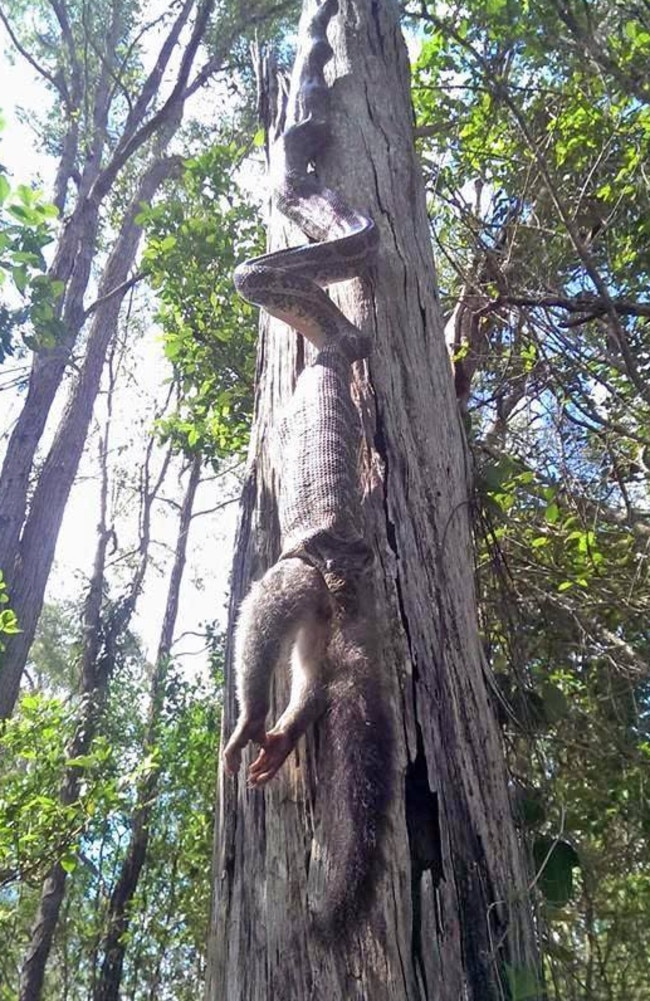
{"left": 119, "top": 0, "right": 196, "bottom": 143}
{"left": 482, "top": 293, "right": 650, "bottom": 322}
{"left": 90, "top": 0, "right": 214, "bottom": 204}
{"left": 0, "top": 5, "right": 66, "bottom": 97}
{"left": 83, "top": 271, "right": 144, "bottom": 319}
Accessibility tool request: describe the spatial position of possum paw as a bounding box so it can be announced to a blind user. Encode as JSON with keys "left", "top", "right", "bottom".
{"left": 223, "top": 716, "right": 267, "bottom": 775}
{"left": 248, "top": 731, "right": 294, "bottom": 786}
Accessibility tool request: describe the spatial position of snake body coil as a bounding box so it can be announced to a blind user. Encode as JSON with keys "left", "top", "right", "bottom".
{"left": 234, "top": 118, "right": 378, "bottom": 361}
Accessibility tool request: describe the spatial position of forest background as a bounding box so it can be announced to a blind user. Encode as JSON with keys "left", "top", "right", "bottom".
{"left": 0, "top": 1, "right": 648, "bottom": 999}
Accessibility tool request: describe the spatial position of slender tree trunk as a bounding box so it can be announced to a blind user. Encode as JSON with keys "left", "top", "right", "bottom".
{"left": 18, "top": 518, "right": 111, "bottom": 1001}
{"left": 0, "top": 6, "right": 123, "bottom": 583}
{"left": 0, "top": 197, "right": 101, "bottom": 584}
{"left": 94, "top": 457, "right": 201, "bottom": 1001}
{"left": 206, "top": 2, "right": 538, "bottom": 999}
{"left": 0, "top": 0, "right": 219, "bottom": 713}
{"left": 0, "top": 155, "right": 178, "bottom": 719}
{"left": 17, "top": 375, "right": 170, "bottom": 1001}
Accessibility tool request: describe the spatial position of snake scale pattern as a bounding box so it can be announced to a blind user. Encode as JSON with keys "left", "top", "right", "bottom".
{"left": 234, "top": 0, "right": 378, "bottom": 589}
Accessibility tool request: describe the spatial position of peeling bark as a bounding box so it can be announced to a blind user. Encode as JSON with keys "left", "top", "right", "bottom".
{"left": 206, "top": 2, "right": 539, "bottom": 999}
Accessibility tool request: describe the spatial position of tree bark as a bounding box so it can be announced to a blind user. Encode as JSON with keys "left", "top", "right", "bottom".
{"left": 0, "top": 0, "right": 129, "bottom": 582}
{"left": 0, "top": 196, "right": 101, "bottom": 586}
{"left": 94, "top": 456, "right": 201, "bottom": 1001}
{"left": 206, "top": 2, "right": 539, "bottom": 1000}
{"left": 18, "top": 511, "right": 112, "bottom": 1001}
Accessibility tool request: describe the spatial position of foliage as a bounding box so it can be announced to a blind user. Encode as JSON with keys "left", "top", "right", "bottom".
{"left": 116, "top": 668, "right": 220, "bottom": 999}
{"left": 0, "top": 0, "right": 270, "bottom": 995}
{"left": 0, "top": 121, "right": 60, "bottom": 362}
{"left": 408, "top": 1, "right": 650, "bottom": 996}
{"left": 139, "top": 144, "right": 262, "bottom": 460}
{"left": 0, "top": 691, "right": 110, "bottom": 888}
{"left": 2, "top": 0, "right": 650, "bottom": 996}
{"left": 24, "top": 600, "right": 81, "bottom": 694}
{"left": 0, "top": 601, "right": 222, "bottom": 1000}
{"left": 0, "top": 571, "right": 19, "bottom": 652}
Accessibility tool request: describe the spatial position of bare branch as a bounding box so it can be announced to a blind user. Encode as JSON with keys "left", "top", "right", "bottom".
{"left": 83, "top": 271, "right": 145, "bottom": 319}
{"left": 482, "top": 293, "right": 650, "bottom": 322}
{"left": 47, "top": 0, "right": 80, "bottom": 89}
{"left": 91, "top": 0, "right": 214, "bottom": 203}
{"left": 0, "top": 6, "right": 66, "bottom": 97}
{"left": 190, "top": 496, "right": 239, "bottom": 519}
{"left": 182, "top": 0, "right": 295, "bottom": 101}
{"left": 120, "top": 0, "right": 196, "bottom": 142}
{"left": 104, "top": 8, "right": 176, "bottom": 119}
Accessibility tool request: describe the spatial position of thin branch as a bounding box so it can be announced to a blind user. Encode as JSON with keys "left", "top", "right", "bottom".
{"left": 47, "top": 0, "right": 80, "bottom": 90}
{"left": 119, "top": 0, "right": 196, "bottom": 143}
{"left": 89, "top": 0, "right": 214, "bottom": 204}
{"left": 182, "top": 0, "right": 295, "bottom": 101}
{"left": 482, "top": 293, "right": 650, "bottom": 322}
{"left": 0, "top": 6, "right": 66, "bottom": 97}
{"left": 190, "top": 496, "right": 239, "bottom": 519}
{"left": 416, "top": 6, "right": 650, "bottom": 406}
{"left": 104, "top": 9, "right": 176, "bottom": 119}
{"left": 529, "top": 583, "right": 649, "bottom": 679}
{"left": 83, "top": 272, "right": 145, "bottom": 320}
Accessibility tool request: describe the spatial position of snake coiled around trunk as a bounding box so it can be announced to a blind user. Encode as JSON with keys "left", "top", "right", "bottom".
{"left": 229, "top": 0, "right": 392, "bottom": 937}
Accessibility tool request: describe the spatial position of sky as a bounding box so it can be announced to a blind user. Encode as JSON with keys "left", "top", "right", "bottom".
{"left": 0, "top": 32, "right": 240, "bottom": 673}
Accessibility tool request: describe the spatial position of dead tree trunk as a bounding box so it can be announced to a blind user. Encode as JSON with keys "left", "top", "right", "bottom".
{"left": 206, "top": 2, "right": 539, "bottom": 999}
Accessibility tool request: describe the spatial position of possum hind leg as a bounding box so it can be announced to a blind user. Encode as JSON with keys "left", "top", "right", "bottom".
{"left": 223, "top": 557, "right": 333, "bottom": 777}
{"left": 248, "top": 606, "right": 332, "bottom": 786}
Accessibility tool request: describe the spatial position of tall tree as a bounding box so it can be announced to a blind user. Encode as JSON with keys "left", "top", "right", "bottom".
{"left": 94, "top": 455, "right": 201, "bottom": 1001}
{"left": 18, "top": 362, "right": 172, "bottom": 1001}
{"left": 0, "top": 0, "right": 289, "bottom": 717}
{"left": 207, "top": 2, "right": 538, "bottom": 999}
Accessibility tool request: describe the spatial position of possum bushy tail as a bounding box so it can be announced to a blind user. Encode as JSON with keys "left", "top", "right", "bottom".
{"left": 316, "top": 598, "right": 393, "bottom": 936}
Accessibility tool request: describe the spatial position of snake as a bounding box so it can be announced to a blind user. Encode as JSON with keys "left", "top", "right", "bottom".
{"left": 226, "top": 0, "right": 392, "bottom": 936}
{"left": 233, "top": 0, "right": 378, "bottom": 362}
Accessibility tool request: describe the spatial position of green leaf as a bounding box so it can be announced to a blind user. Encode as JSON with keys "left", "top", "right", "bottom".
{"left": 533, "top": 838, "right": 580, "bottom": 906}
{"left": 545, "top": 502, "right": 559, "bottom": 525}
{"left": 12, "top": 264, "right": 27, "bottom": 293}
{"left": 541, "top": 683, "right": 568, "bottom": 723}
{"left": 624, "top": 20, "right": 639, "bottom": 41}
{"left": 505, "top": 963, "right": 543, "bottom": 1001}
{"left": 66, "top": 754, "right": 97, "bottom": 768}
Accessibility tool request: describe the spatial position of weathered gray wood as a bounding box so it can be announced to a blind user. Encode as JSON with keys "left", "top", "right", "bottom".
{"left": 206, "top": 1, "right": 539, "bottom": 998}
